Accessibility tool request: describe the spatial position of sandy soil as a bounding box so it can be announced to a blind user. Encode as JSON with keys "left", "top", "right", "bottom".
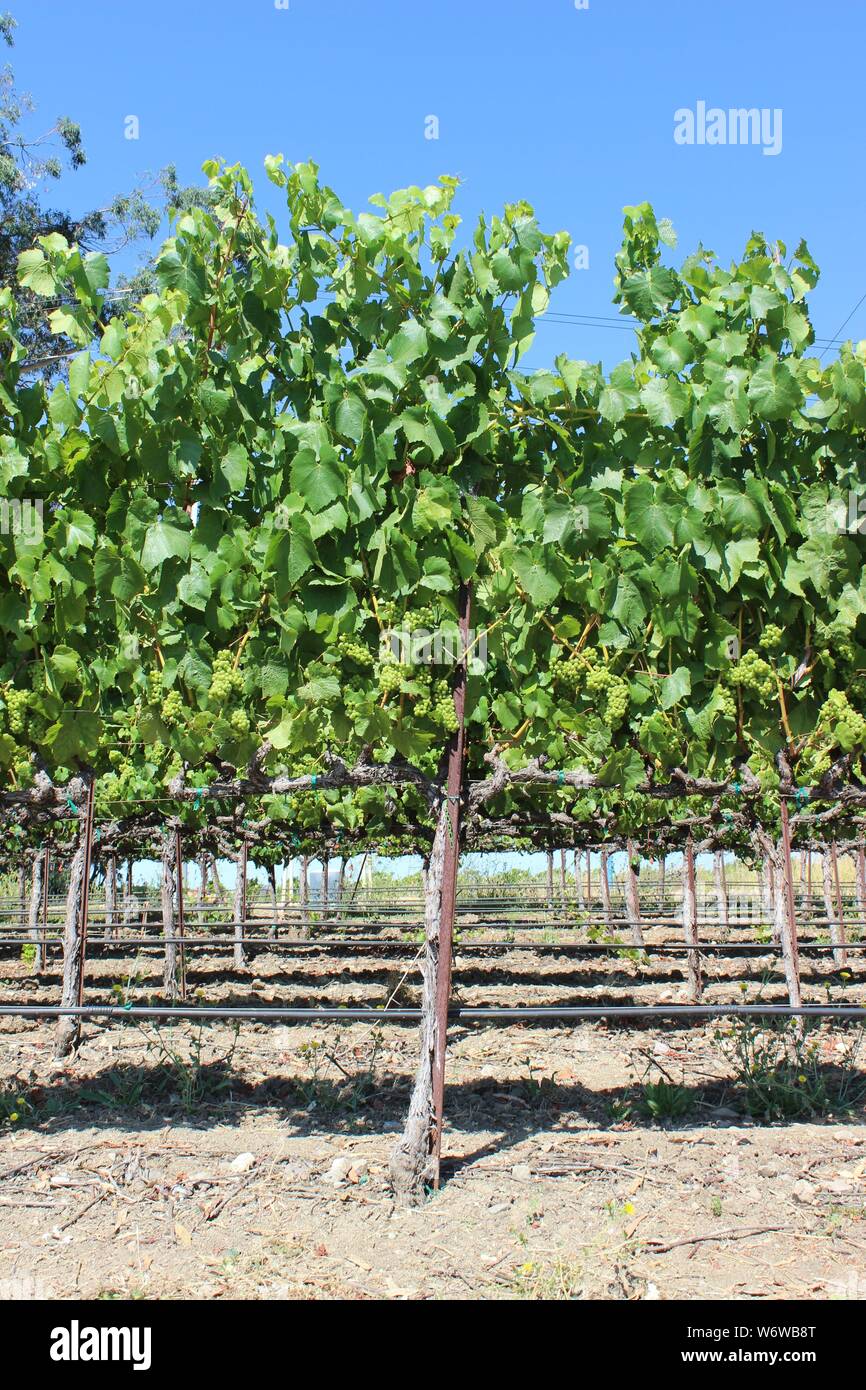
{"left": 1, "top": 930, "right": 864, "bottom": 1301}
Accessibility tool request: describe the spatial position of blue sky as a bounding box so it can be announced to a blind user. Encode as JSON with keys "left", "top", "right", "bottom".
{"left": 11, "top": 1, "right": 864, "bottom": 879}
{"left": 13, "top": 0, "right": 866, "bottom": 371}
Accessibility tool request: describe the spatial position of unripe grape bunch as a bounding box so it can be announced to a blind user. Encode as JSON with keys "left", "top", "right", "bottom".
{"left": 208, "top": 650, "right": 245, "bottom": 702}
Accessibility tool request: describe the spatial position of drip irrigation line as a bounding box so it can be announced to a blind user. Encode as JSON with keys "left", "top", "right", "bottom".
{"left": 4, "top": 936, "right": 866, "bottom": 954}
{"left": 0, "top": 1004, "right": 863, "bottom": 1021}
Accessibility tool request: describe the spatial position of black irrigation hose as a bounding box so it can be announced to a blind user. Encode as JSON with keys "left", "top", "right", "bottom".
{"left": 0, "top": 1004, "right": 864, "bottom": 1021}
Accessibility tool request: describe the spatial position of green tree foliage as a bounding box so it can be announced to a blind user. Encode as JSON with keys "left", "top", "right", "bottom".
{"left": 2, "top": 158, "right": 866, "bottom": 847}
{"left": 0, "top": 10, "right": 215, "bottom": 374}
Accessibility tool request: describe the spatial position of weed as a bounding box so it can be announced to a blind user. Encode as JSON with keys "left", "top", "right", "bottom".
{"left": 520, "top": 1062, "right": 557, "bottom": 1108}
{"left": 606, "top": 1095, "right": 634, "bottom": 1123}
{"left": 294, "top": 1029, "right": 385, "bottom": 1115}
{"left": 79, "top": 1070, "right": 149, "bottom": 1110}
{"left": 718, "top": 1017, "right": 866, "bottom": 1121}
{"left": 0, "top": 1085, "right": 32, "bottom": 1127}
{"left": 604, "top": 1199, "right": 635, "bottom": 1221}
{"left": 639, "top": 1078, "right": 695, "bottom": 1121}
{"left": 514, "top": 1257, "right": 585, "bottom": 1299}
{"left": 136, "top": 1020, "right": 240, "bottom": 1112}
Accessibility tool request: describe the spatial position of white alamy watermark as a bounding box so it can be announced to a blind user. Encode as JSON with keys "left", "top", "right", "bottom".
{"left": 50, "top": 1320, "right": 152, "bottom": 1371}
{"left": 815, "top": 491, "right": 866, "bottom": 533}
{"left": 838, "top": 490, "right": 866, "bottom": 533}
{"left": 826, "top": 1268, "right": 864, "bottom": 1299}
{"left": 674, "top": 102, "right": 783, "bottom": 157}
{"left": 382, "top": 627, "right": 487, "bottom": 669}
{"left": 0, "top": 1274, "right": 53, "bottom": 1299}
{"left": 0, "top": 497, "right": 43, "bottom": 538}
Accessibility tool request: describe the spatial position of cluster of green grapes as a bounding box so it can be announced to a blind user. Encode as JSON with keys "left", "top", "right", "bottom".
{"left": 816, "top": 689, "right": 866, "bottom": 754}
{"left": 414, "top": 678, "right": 458, "bottom": 734}
{"left": 228, "top": 709, "right": 251, "bottom": 735}
{"left": 104, "top": 749, "right": 139, "bottom": 800}
{"left": 11, "top": 755, "right": 32, "bottom": 784}
{"left": 796, "top": 741, "right": 832, "bottom": 783}
{"left": 160, "top": 689, "right": 184, "bottom": 726}
{"left": 402, "top": 604, "right": 437, "bottom": 635}
{"left": 584, "top": 662, "right": 629, "bottom": 727}
{"left": 208, "top": 650, "right": 244, "bottom": 703}
{"left": 555, "top": 653, "right": 586, "bottom": 690}
{"left": 377, "top": 660, "right": 411, "bottom": 695}
{"left": 716, "top": 686, "right": 737, "bottom": 720}
{"left": 728, "top": 648, "right": 777, "bottom": 701}
{"left": 552, "top": 647, "right": 629, "bottom": 727}
{"left": 335, "top": 631, "right": 374, "bottom": 667}
{"left": 373, "top": 600, "right": 440, "bottom": 636}
{"left": 758, "top": 624, "right": 784, "bottom": 653}
{"left": 3, "top": 687, "right": 30, "bottom": 736}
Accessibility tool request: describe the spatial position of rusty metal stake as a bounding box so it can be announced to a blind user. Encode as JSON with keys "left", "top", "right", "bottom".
{"left": 830, "top": 840, "right": 849, "bottom": 969}
{"left": 75, "top": 778, "right": 97, "bottom": 1011}
{"left": 240, "top": 837, "right": 248, "bottom": 924}
{"left": 778, "top": 796, "right": 802, "bottom": 1007}
{"left": 431, "top": 581, "right": 471, "bottom": 1185}
{"left": 175, "top": 828, "right": 187, "bottom": 1001}
{"left": 39, "top": 847, "right": 50, "bottom": 973}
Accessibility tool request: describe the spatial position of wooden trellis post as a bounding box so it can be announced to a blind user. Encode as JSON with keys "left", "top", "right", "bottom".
{"left": 713, "top": 850, "right": 729, "bottom": 940}
{"left": 776, "top": 798, "right": 802, "bottom": 1010}
{"left": 430, "top": 582, "right": 470, "bottom": 1184}
{"left": 234, "top": 837, "right": 248, "bottom": 967}
{"left": 856, "top": 842, "right": 866, "bottom": 924}
{"left": 682, "top": 839, "right": 702, "bottom": 1002}
{"left": 828, "top": 841, "right": 848, "bottom": 969}
{"left": 762, "top": 856, "right": 778, "bottom": 939}
{"left": 624, "top": 839, "right": 644, "bottom": 948}
{"left": 391, "top": 583, "right": 470, "bottom": 1201}
{"left": 27, "top": 847, "right": 47, "bottom": 973}
{"left": 161, "top": 830, "right": 178, "bottom": 999}
{"left": 600, "top": 848, "right": 612, "bottom": 924}
{"left": 105, "top": 852, "right": 117, "bottom": 937}
{"left": 40, "top": 847, "right": 50, "bottom": 972}
{"left": 55, "top": 778, "right": 96, "bottom": 1058}
{"left": 175, "top": 828, "right": 187, "bottom": 1001}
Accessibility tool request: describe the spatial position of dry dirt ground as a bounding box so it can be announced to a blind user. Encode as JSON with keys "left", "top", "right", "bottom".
{"left": 1, "top": 931, "right": 865, "bottom": 1301}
